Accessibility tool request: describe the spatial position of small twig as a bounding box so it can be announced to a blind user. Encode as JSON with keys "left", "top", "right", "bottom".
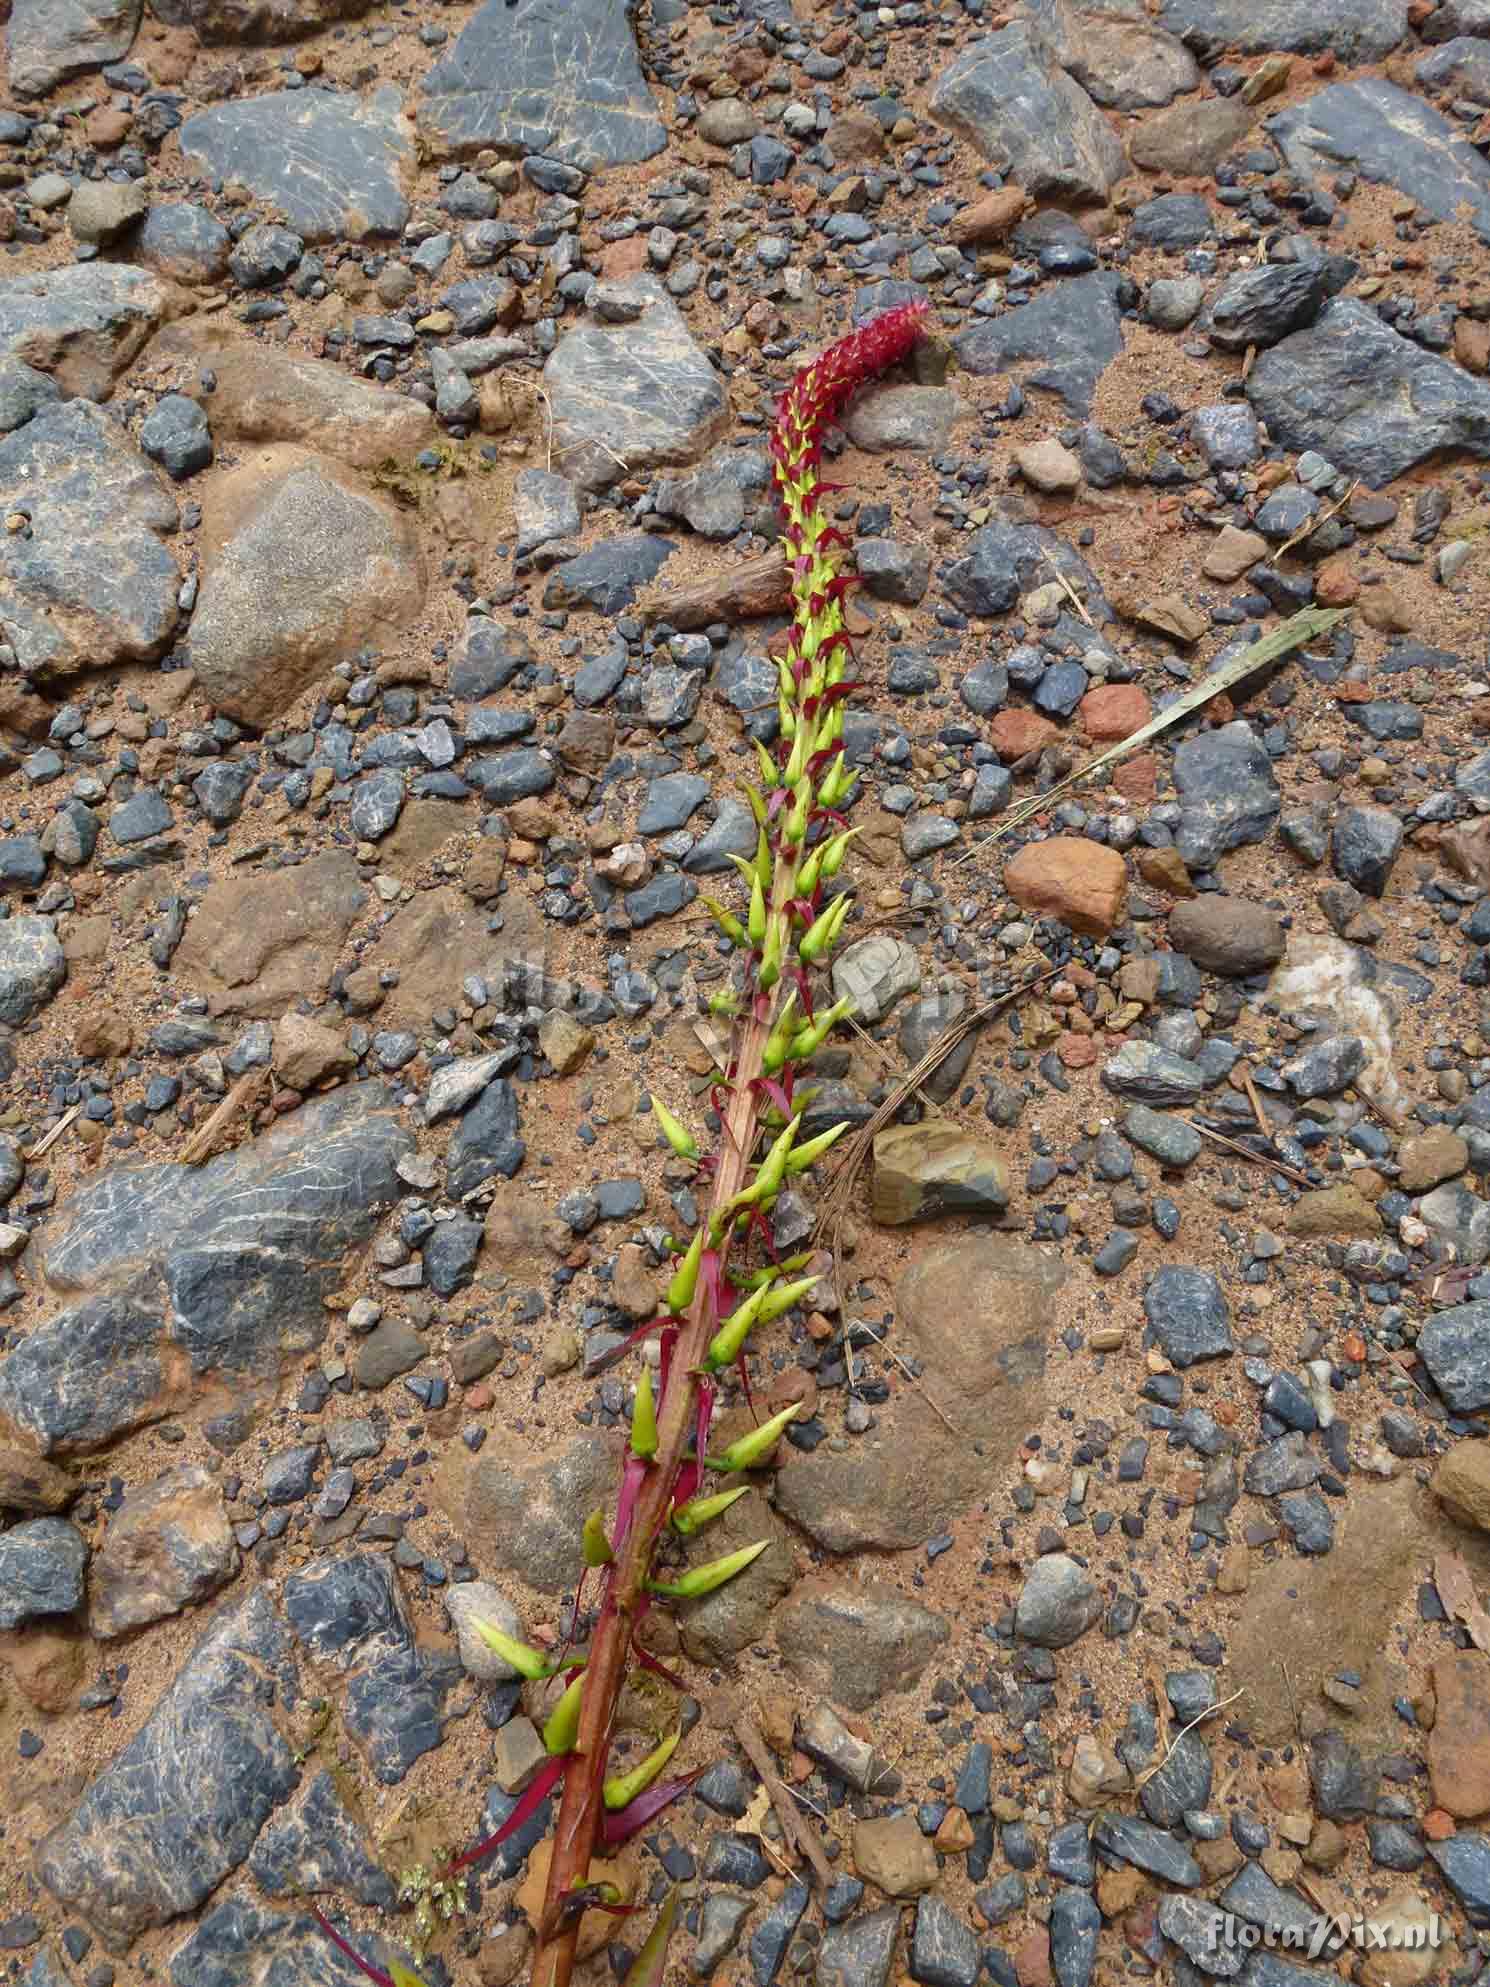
{"left": 734, "top": 1712, "right": 834, "bottom": 1889}
{"left": 1041, "top": 546, "right": 1094, "bottom": 628}
{"left": 1274, "top": 478, "right": 1357, "bottom": 563}
{"left": 849, "top": 1315, "right": 960, "bottom": 1437}
{"left": 1134, "top": 1689, "right": 1244, "bottom": 1789}
{"left": 1185, "top": 1117, "right": 1314, "bottom": 1189}
{"left": 1239, "top": 1065, "right": 1269, "bottom": 1138}
{"left": 26, "top": 1101, "right": 81, "bottom": 1161}
{"left": 179, "top": 1068, "right": 268, "bottom": 1167}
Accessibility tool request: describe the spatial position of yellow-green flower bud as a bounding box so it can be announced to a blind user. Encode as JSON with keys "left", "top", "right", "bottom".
{"left": 630, "top": 1363, "right": 658, "bottom": 1460}
{"left": 650, "top": 1095, "right": 699, "bottom": 1161}
{"left": 646, "top": 1540, "right": 770, "bottom": 1600}
{"left": 671, "top": 1484, "right": 749, "bottom": 1535}
{"left": 667, "top": 1226, "right": 704, "bottom": 1315}
{"left": 583, "top": 1509, "right": 615, "bottom": 1567}
{"left": 708, "top": 1400, "right": 803, "bottom": 1473}
{"left": 603, "top": 1729, "right": 680, "bottom": 1811}
{"left": 543, "top": 1670, "right": 585, "bottom": 1754}
{"left": 785, "top": 1120, "right": 851, "bottom": 1174}
{"left": 704, "top": 1278, "right": 771, "bottom": 1370}
{"left": 748, "top": 872, "right": 767, "bottom": 945}
{"left": 701, "top": 896, "right": 747, "bottom": 947}
{"left": 469, "top": 1620, "right": 558, "bottom": 1680}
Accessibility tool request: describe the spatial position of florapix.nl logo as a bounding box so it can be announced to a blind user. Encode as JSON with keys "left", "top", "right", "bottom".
{"left": 1206, "top": 1910, "right": 1448, "bottom": 1962}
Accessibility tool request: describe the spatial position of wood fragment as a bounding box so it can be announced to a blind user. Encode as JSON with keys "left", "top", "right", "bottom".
{"left": 26, "top": 1102, "right": 81, "bottom": 1161}
{"left": 179, "top": 1068, "right": 268, "bottom": 1167}
{"left": 732, "top": 1711, "right": 834, "bottom": 1888}
{"left": 635, "top": 549, "right": 791, "bottom": 630}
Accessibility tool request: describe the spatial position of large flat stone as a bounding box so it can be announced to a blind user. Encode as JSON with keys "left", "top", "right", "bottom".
{"left": 151, "top": 0, "right": 374, "bottom": 40}
{"left": 1247, "top": 297, "right": 1490, "bottom": 488}
{"left": 0, "top": 1084, "right": 411, "bottom": 1455}
{"left": 171, "top": 1897, "right": 372, "bottom": 1987}
{"left": 439, "top": 1432, "right": 614, "bottom": 1594}
{"left": 418, "top": 0, "right": 666, "bottom": 167}
{"left": 776, "top": 1581, "right": 949, "bottom": 1710}
{"left": 175, "top": 850, "right": 367, "bottom": 1017}
{"left": 952, "top": 273, "right": 1125, "bottom": 416}
{"left": 179, "top": 88, "right": 412, "bottom": 244}
{"left": 36, "top": 1591, "right": 300, "bottom": 1950}
{"left": 188, "top": 452, "right": 424, "bottom": 726}
{"left": 544, "top": 276, "right": 729, "bottom": 491}
{"left": 7, "top": 0, "right": 140, "bottom": 96}
{"left": 1158, "top": 0, "right": 1408, "bottom": 61}
{"left": 0, "top": 263, "right": 172, "bottom": 402}
{"left": 0, "top": 401, "right": 179, "bottom": 682}
{"left": 929, "top": 23, "right": 1126, "bottom": 202}
{"left": 775, "top": 1237, "right": 1064, "bottom": 1551}
{"left": 1270, "top": 81, "right": 1490, "bottom": 242}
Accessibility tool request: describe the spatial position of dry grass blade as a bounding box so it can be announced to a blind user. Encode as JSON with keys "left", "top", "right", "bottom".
{"left": 1133, "top": 1689, "right": 1244, "bottom": 1789}
{"left": 1273, "top": 478, "right": 1357, "bottom": 563}
{"left": 1041, "top": 546, "right": 1094, "bottom": 628}
{"left": 1185, "top": 1117, "right": 1313, "bottom": 1189}
{"left": 26, "top": 1101, "right": 81, "bottom": 1161}
{"left": 946, "top": 604, "right": 1347, "bottom": 874}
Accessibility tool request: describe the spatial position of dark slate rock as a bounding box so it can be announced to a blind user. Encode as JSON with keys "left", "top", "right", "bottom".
{"left": 109, "top": 788, "right": 174, "bottom": 845}
{"left": 928, "top": 24, "right": 1126, "bottom": 203}
{"left": 140, "top": 393, "right": 212, "bottom": 480}
{"left": 1143, "top": 1266, "right": 1233, "bottom": 1367}
{"left": 952, "top": 273, "right": 1126, "bottom": 416}
{"left": 424, "top": 1217, "right": 482, "bottom": 1298}
{"left": 1219, "top": 1862, "right": 1316, "bottom": 1941}
{"left": 1123, "top": 1106, "right": 1202, "bottom": 1167}
{"left": 192, "top": 763, "right": 253, "bottom": 827}
{"left": 1139, "top": 1728, "right": 1212, "bottom": 1826}
{"left": 249, "top": 1767, "right": 397, "bottom": 1908}
{"left": 1247, "top": 298, "right": 1490, "bottom": 489}
{"left": 1309, "top": 1730, "right": 1379, "bottom": 1819}
{"left": 451, "top": 619, "right": 531, "bottom": 699}
{"left": 1048, "top": 1821, "right": 1095, "bottom": 1885}
{"left": 0, "top": 400, "right": 179, "bottom": 680}
{"left": 749, "top": 1879, "right": 809, "bottom": 1986}
{"left": 1202, "top": 263, "right": 1332, "bottom": 353}
{"left": 1429, "top": 1831, "right": 1490, "bottom": 1921}
{"left": 284, "top": 1554, "right": 450, "bottom": 1784}
{"left": 1157, "top": 1894, "right": 1243, "bottom": 1977}
{"left": 1172, "top": 720, "right": 1279, "bottom": 869}
{"left": 170, "top": 1896, "right": 375, "bottom": 1987}
{"left": 1368, "top": 1821, "right": 1424, "bottom": 1870}
{"left": 446, "top": 1078, "right": 524, "bottom": 1199}
{"left": 818, "top": 1906, "right": 899, "bottom": 1987}
{"left": 0, "top": 1084, "right": 412, "bottom": 1456}
{"left": 349, "top": 768, "right": 404, "bottom": 842}
{"left": 0, "top": 837, "right": 46, "bottom": 889}
{"left": 1418, "top": 1302, "right": 1490, "bottom": 1412}
{"left": 1244, "top": 1432, "right": 1321, "bottom": 1496}
{"left": 36, "top": 1591, "right": 299, "bottom": 1949}
{"left": 178, "top": 88, "right": 412, "bottom": 244}
{"left": 544, "top": 534, "right": 673, "bottom": 615}
{"left": 1130, "top": 193, "right": 1213, "bottom": 247}
{"left": 960, "top": 657, "right": 1009, "bottom": 714}
{"left": 7, "top": 0, "right": 142, "bottom": 97}
{"left": 139, "top": 202, "right": 231, "bottom": 285}
{"left": 1418, "top": 36, "right": 1490, "bottom": 101}
{"left": 911, "top": 1895, "right": 980, "bottom": 1987}
{"left": 0, "top": 356, "right": 61, "bottom": 435}
{"left": 1280, "top": 1035, "right": 1364, "bottom": 1100}
{"left": 639, "top": 772, "right": 710, "bottom": 836}
{"left": 1049, "top": 1886, "right": 1102, "bottom": 1987}
{"left": 1157, "top": 0, "right": 1407, "bottom": 61}
{"left": 683, "top": 796, "right": 757, "bottom": 876}
{"left": 468, "top": 748, "right": 556, "bottom": 805}
{"left": 944, "top": 515, "right": 1109, "bottom": 621}
{"left": 1278, "top": 1489, "right": 1334, "bottom": 1553}
{"left": 1332, "top": 804, "right": 1403, "bottom": 898}
{"left": 1271, "top": 80, "right": 1490, "bottom": 242}
{"left": 417, "top": 0, "right": 666, "bottom": 167}
{"left": 1091, "top": 1812, "right": 1202, "bottom": 1886}
{"left": 693, "top": 1894, "right": 751, "bottom": 1976}
{"left": 1103, "top": 1043, "right": 1205, "bottom": 1108}
{"left": 977, "top": 1874, "right": 1028, "bottom": 1925}
{"left": 0, "top": 1517, "right": 87, "bottom": 1629}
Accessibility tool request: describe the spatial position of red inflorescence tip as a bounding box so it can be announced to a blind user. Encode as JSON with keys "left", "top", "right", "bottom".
{"left": 771, "top": 301, "right": 929, "bottom": 483}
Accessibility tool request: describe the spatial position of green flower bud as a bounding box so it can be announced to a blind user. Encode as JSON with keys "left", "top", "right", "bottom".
{"left": 752, "top": 1112, "right": 802, "bottom": 1202}
{"left": 650, "top": 1095, "right": 699, "bottom": 1161}
{"left": 469, "top": 1619, "right": 559, "bottom": 1681}
{"left": 757, "top": 1273, "right": 820, "bottom": 1323}
{"left": 701, "top": 896, "right": 747, "bottom": 947}
{"left": 543, "top": 1670, "right": 585, "bottom": 1754}
{"left": 630, "top": 1363, "right": 658, "bottom": 1460}
{"left": 708, "top": 1400, "right": 803, "bottom": 1473}
{"left": 603, "top": 1729, "right": 680, "bottom": 1810}
{"left": 748, "top": 872, "right": 767, "bottom": 945}
{"left": 785, "top": 1119, "right": 851, "bottom": 1174}
{"left": 704, "top": 1278, "right": 772, "bottom": 1371}
{"left": 583, "top": 1509, "right": 615, "bottom": 1567}
{"left": 671, "top": 1484, "right": 750, "bottom": 1536}
{"left": 667, "top": 1226, "right": 704, "bottom": 1315}
{"left": 646, "top": 1540, "right": 770, "bottom": 1600}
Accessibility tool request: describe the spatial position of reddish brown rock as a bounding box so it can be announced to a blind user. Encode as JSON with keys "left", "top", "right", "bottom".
{"left": 989, "top": 709, "right": 1059, "bottom": 760}
{"left": 1430, "top": 1652, "right": 1490, "bottom": 1817}
{"left": 1079, "top": 683, "right": 1151, "bottom": 742}
{"left": 948, "top": 184, "right": 1028, "bottom": 245}
{"left": 1005, "top": 837, "right": 1128, "bottom": 937}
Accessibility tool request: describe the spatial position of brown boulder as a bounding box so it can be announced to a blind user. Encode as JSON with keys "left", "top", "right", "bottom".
{"left": 175, "top": 850, "right": 365, "bottom": 1018}
{"left": 1005, "top": 836, "right": 1128, "bottom": 937}
{"left": 1169, "top": 897, "right": 1286, "bottom": 977}
{"left": 1434, "top": 1444, "right": 1490, "bottom": 1535}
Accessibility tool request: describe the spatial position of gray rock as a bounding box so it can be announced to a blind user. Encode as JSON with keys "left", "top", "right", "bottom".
{"left": 444, "top": 1581, "right": 522, "bottom": 1683}
{"left": 0, "top": 356, "right": 61, "bottom": 434}
{"left": 1420, "top": 1183, "right": 1490, "bottom": 1266}
{"left": 179, "top": 88, "right": 412, "bottom": 244}
{"left": 1219, "top": 1861, "right": 1318, "bottom": 1941}
{"left": 1102, "top": 1041, "right": 1205, "bottom": 1107}
{"left": 151, "top": 0, "right": 375, "bottom": 37}
{"left": 545, "top": 533, "right": 673, "bottom": 615}
{"left": 832, "top": 933, "right": 922, "bottom": 1024}
{"left": 1049, "top": 1886, "right": 1102, "bottom": 1987}
{"left": 138, "top": 202, "right": 231, "bottom": 284}
{"left": 638, "top": 772, "right": 709, "bottom": 836}
{"left": 1158, "top": 1894, "right": 1243, "bottom": 1978}
{"left": 1060, "top": 15, "right": 1198, "bottom": 111}
{"left": 1279, "top": 1489, "right": 1334, "bottom": 1554}
{"left": 1332, "top": 804, "right": 1403, "bottom": 898}
{"left": 6, "top": 0, "right": 139, "bottom": 97}
{"left": 1130, "top": 193, "right": 1214, "bottom": 247}
{"left": 943, "top": 512, "right": 1110, "bottom": 620}
{"left": 0, "top": 1516, "right": 87, "bottom": 1629}
{"left": 423, "top": 1215, "right": 482, "bottom": 1297}
{"left": 445, "top": 1077, "right": 524, "bottom": 1198}
{"left": 0, "top": 914, "right": 66, "bottom": 1025}
{"left": 0, "top": 267, "right": 158, "bottom": 403}
{"left": 1280, "top": 1034, "right": 1365, "bottom": 1100}
{"left": 1123, "top": 1106, "right": 1202, "bottom": 1167}
{"left": 1139, "top": 1728, "right": 1212, "bottom": 1826}
{"left": 1015, "top": 1553, "right": 1101, "bottom": 1648}
{"left": 0, "top": 1084, "right": 411, "bottom": 1455}
{"left": 1144, "top": 1265, "right": 1232, "bottom": 1367}
{"left": 694, "top": 1895, "right": 752, "bottom": 1976}
{"left": 417, "top": 0, "right": 666, "bottom": 168}
{"left": 845, "top": 384, "right": 966, "bottom": 453}
{"left": 193, "top": 762, "right": 253, "bottom": 827}
{"left": 68, "top": 178, "right": 149, "bottom": 247}
{"left": 653, "top": 445, "right": 771, "bottom": 538}
{"left": 1191, "top": 403, "right": 1261, "bottom": 470}
{"left": 171, "top": 1897, "right": 377, "bottom": 1987}
{"left": 911, "top": 1895, "right": 980, "bottom": 1987}
{"left": 249, "top": 1767, "right": 396, "bottom": 1908}
{"left": 513, "top": 468, "right": 581, "bottom": 558}
{"left": 36, "top": 1590, "right": 300, "bottom": 1949}
{"left": 188, "top": 459, "right": 422, "bottom": 727}
{"left": 1173, "top": 720, "right": 1280, "bottom": 869}
{"left": 0, "top": 400, "right": 179, "bottom": 681}
{"left": 349, "top": 768, "right": 405, "bottom": 842}
{"left": 109, "top": 788, "right": 174, "bottom": 846}
{"left": 1309, "top": 1730, "right": 1378, "bottom": 1819}
{"left": 857, "top": 537, "right": 931, "bottom": 605}
{"left": 89, "top": 1466, "right": 237, "bottom": 1637}
{"left": 1091, "top": 1812, "right": 1202, "bottom": 1887}
{"left": 544, "top": 277, "right": 729, "bottom": 491}
{"left": 1429, "top": 1832, "right": 1490, "bottom": 1919}
{"left": 751, "top": 1882, "right": 810, "bottom": 1986}
{"left": 1418, "top": 37, "right": 1490, "bottom": 105}
{"left": 1248, "top": 298, "right": 1490, "bottom": 489}
{"left": 1158, "top": 0, "right": 1407, "bottom": 60}
{"left": 1244, "top": 1431, "right": 1321, "bottom": 1496}
{"left": 140, "top": 394, "right": 212, "bottom": 480}
{"left": 1146, "top": 277, "right": 1204, "bottom": 331}
{"left": 776, "top": 1581, "right": 950, "bottom": 1709}
{"left": 953, "top": 272, "right": 1125, "bottom": 416}
{"left": 818, "top": 1906, "right": 899, "bottom": 1987}
{"left": 1271, "top": 80, "right": 1490, "bottom": 243}
{"left": 683, "top": 795, "right": 757, "bottom": 876}
{"left": 929, "top": 24, "right": 1127, "bottom": 203}
{"left": 459, "top": 1433, "right": 614, "bottom": 1592}
{"left": 1202, "top": 263, "right": 1332, "bottom": 353}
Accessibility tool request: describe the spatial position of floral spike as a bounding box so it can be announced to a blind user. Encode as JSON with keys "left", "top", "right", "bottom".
{"left": 527, "top": 302, "right": 928, "bottom": 1987}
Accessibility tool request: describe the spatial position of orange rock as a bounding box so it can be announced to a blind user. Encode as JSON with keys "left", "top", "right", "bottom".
{"left": 1425, "top": 1809, "right": 1458, "bottom": 1841}
{"left": 990, "top": 709, "right": 1058, "bottom": 760}
{"left": 1058, "top": 1031, "right": 1098, "bottom": 1068}
{"left": 1079, "top": 683, "right": 1151, "bottom": 743}
{"left": 1136, "top": 845, "right": 1195, "bottom": 897}
{"left": 1314, "top": 558, "right": 1359, "bottom": 607}
{"left": 465, "top": 1384, "right": 493, "bottom": 1411}
{"left": 1014, "top": 1927, "right": 1054, "bottom": 1987}
{"left": 948, "top": 184, "right": 1027, "bottom": 245}
{"left": 1456, "top": 319, "right": 1490, "bottom": 376}
{"left": 1112, "top": 752, "right": 1158, "bottom": 802}
{"left": 1430, "top": 1651, "right": 1490, "bottom": 1818}
{"left": 1005, "top": 836, "right": 1129, "bottom": 937}
{"left": 601, "top": 236, "right": 649, "bottom": 278}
